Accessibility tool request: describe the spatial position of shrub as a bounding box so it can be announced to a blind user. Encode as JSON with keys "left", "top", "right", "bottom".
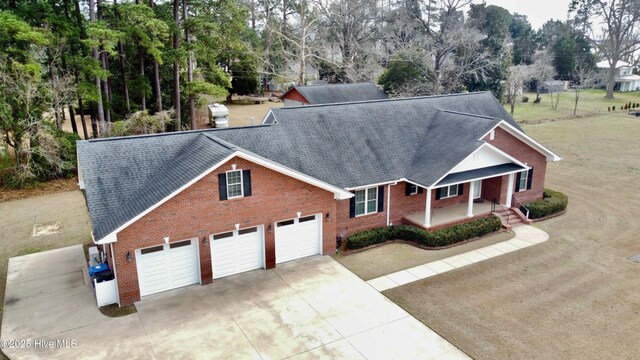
{"left": 346, "top": 216, "right": 502, "bottom": 250}
{"left": 608, "top": 107, "right": 611, "bottom": 112}
{"left": 613, "top": 106, "right": 616, "bottom": 111}
{"left": 522, "top": 96, "right": 529, "bottom": 103}
{"left": 524, "top": 188, "right": 568, "bottom": 219}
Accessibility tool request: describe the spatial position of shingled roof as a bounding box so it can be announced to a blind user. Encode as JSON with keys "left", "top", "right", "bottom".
{"left": 79, "top": 92, "right": 548, "bottom": 242}
{"left": 283, "top": 82, "right": 388, "bottom": 105}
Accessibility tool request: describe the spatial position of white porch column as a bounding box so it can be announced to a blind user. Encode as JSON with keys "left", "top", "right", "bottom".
{"left": 506, "top": 173, "right": 514, "bottom": 208}
{"left": 467, "top": 181, "right": 474, "bottom": 217}
{"left": 424, "top": 188, "right": 432, "bottom": 227}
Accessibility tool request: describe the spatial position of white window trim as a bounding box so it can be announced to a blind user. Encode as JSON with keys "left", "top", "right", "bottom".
{"left": 355, "top": 187, "right": 378, "bottom": 217}
{"left": 440, "top": 184, "right": 459, "bottom": 199}
{"left": 516, "top": 170, "right": 529, "bottom": 192}
{"left": 226, "top": 169, "right": 244, "bottom": 199}
{"left": 408, "top": 183, "right": 418, "bottom": 195}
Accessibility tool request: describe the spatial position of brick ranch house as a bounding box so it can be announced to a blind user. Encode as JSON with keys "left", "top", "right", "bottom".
{"left": 77, "top": 92, "right": 561, "bottom": 306}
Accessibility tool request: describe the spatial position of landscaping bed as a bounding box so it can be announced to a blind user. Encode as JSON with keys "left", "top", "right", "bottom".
{"left": 523, "top": 188, "right": 568, "bottom": 219}
{"left": 346, "top": 216, "right": 502, "bottom": 250}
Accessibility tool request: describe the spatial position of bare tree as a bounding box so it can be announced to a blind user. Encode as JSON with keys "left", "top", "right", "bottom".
{"left": 315, "top": 0, "right": 378, "bottom": 81}
{"left": 572, "top": 62, "right": 597, "bottom": 115}
{"left": 530, "top": 50, "right": 556, "bottom": 102}
{"left": 571, "top": 0, "right": 640, "bottom": 98}
{"left": 504, "top": 64, "right": 533, "bottom": 116}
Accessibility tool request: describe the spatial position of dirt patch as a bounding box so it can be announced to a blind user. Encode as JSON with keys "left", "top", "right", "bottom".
{"left": 334, "top": 230, "right": 514, "bottom": 281}
{"left": 99, "top": 303, "right": 137, "bottom": 317}
{"left": 0, "top": 176, "right": 79, "bottom": 203}
{"left": 384, "top": 114, "right": 640, "bottom": 359}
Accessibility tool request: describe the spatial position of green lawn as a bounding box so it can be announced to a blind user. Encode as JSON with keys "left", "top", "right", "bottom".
{"left": 507, "top": 89, "right": 640, "bottom": 123}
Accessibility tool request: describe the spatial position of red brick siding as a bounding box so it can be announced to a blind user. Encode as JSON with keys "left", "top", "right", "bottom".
{"left": 389, "top": 183, "right": 426, "bottom": 224}
{"left": 282, "top": 88, "right": 308, "bottom": 104}
{"left": 481, "top": 176, "right": 507, "bottom": 204}
{"left": 485, "top": 127, "right": 548, "bottom": 203}
{"left": 113, "top": 156, "right": 337, "bottom": 305}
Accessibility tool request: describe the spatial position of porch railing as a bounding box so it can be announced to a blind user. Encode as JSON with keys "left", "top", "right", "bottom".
{"left": 512, "top": 194, "right": 530, "bottom": 219}
{"left": 491, "top": 198, "right": 498, "bottom": 212}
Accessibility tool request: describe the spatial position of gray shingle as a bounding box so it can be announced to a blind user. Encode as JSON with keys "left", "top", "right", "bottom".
{"left": 290, "top": 83, "right": 388, "bottom": 105}
{"left": 78, "top": 132, "right": 233, "bottom": 240}
{"left": 79, "top": 92, "right": 527, "bottom": 241}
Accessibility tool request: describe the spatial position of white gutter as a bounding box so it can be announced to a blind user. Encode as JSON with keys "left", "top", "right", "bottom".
{"left": 109, "top": 243, "right": 121, "bottom": 307}
{"left": 386, "top": 181, "right": 398, "bottom": 226}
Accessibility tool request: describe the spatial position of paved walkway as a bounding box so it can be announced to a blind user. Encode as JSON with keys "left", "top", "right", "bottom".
{"left": 367, "top": 225, "right": 550, "bottom": 292}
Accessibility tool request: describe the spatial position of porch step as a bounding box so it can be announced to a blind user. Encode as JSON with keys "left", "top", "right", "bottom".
{"left": 493, "top": 208, "right": 527, "bottom": 229}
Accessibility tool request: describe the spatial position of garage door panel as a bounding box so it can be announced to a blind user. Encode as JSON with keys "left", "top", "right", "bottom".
{"left": 212, "top": 227, "right": 263, "bottom": 279}
{"left": 275, "top": 215, "right": 321, "bottom": 264}
{"left": 137, "top": 239, "right": 199, "bottom": 297}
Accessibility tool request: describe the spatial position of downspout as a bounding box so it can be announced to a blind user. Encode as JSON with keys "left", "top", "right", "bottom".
{"left": 110, "top": 242, "right": 121, "bottom": 307}
{"left": 387, "top": 182, "right": 398, "bottom": 226}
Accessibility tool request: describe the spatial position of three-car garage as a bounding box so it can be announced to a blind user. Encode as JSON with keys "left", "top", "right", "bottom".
{"left": 134, "top": 214, "right": 324, "bottom": 298}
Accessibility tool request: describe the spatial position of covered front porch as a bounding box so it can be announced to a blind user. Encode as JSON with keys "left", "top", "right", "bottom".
{"left": 403, "top": 163, "right": 527, "bottom": 230}
{"left": 404, "top": 200, "right": 497, "bottom": 230}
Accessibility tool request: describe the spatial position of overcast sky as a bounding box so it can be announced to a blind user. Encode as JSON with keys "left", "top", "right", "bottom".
{"left": 482, "top": 0, "right": 573, "bottom": 30}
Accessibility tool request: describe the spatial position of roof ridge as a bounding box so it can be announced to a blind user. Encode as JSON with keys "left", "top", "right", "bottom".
{"left": 273, "top": 91, "right": 492, "bottom": 111}
{"left": 436, "top": 109, "right": 503, "bottom": 122}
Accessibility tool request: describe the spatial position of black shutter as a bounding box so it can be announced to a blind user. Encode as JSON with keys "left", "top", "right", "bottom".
{"left": 526, "top": 168, "right": 533, "bottom": 190}
{"left": 405, "top": 183, "right": 411, "bottom": 196}
{"left": 418, "top": 187, "right": 423, "bottom": 194}
{"left": 349, "top": 194, "right": 356, "bottom": 218}
{"left": 458, "top": 184, "right": 464, "bottom": 196}
{"left": 435, "top": 188, "right": 442, "bottom": 200}
{"left": 242, "top": 170, "right": 252, "bottom": 196}
{"left": 515, "top": 171, "right": 522, "bottom": 192}
{"left": 377, "top": 186, "right": 385, "bottom": 212}
{"left": 218, "top": 173, "right": 228, "bottom": 201}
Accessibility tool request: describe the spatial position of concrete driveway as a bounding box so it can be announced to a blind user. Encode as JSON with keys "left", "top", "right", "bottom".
{"left": 2, "top": 246, "right": 468, "bottom": 359}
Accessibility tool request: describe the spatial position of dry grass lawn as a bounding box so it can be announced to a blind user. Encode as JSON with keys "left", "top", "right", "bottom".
{"left": 334, "top": 231, "right": 514, "bottom": 280}
{"left": 384, "top": 112, "right": 640, "bottom": 359}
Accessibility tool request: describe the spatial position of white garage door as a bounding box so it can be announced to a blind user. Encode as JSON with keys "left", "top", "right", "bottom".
{"left": 275, "top": 214, "right": 322, "bottom": 264}
{"left": 136, "top": 239, "right": 199, "bottom": 297}
{"left": 211, "top": 226, "right": 264, "bottom": 279}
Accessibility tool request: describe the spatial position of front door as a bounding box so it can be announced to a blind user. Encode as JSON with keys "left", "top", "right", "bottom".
{"left": 473, "top": 180, "right": 482, "bottom": 199}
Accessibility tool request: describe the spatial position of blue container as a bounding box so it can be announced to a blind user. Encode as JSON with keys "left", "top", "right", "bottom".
{"left": 89, "top": 263, "right": 109, "bottom": 276}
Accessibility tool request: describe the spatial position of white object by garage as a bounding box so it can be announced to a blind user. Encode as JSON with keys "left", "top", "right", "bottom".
{"left": 275, "top": 214, "right": 322, "bottom": 264}
{"left": 136, "top": 239, "right": 199, "bottom": 297}
{"left": 211, "top": 226, "right": 264, "bottom": 279}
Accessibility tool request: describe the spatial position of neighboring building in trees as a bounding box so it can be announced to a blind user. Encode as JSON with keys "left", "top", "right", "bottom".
{"left": 594, "top": 60, "right": 640, "bottom": 92}
{"left": 280, "top": 83, "right": 387, "bottom": 107}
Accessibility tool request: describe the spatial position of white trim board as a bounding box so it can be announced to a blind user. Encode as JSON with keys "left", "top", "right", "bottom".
{"left": 481, "top": 121, "right": 562, "bottom": 162}
{"left": 430, "top": 142, "right": 529, "bottom": 189}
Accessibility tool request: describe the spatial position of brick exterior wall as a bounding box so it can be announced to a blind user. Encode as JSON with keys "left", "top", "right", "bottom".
{"left": 112, "top": 156, "right": 337, "bottom": 306}
{"left": 485, "top": 127, "right": 548, "bottom": 203}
